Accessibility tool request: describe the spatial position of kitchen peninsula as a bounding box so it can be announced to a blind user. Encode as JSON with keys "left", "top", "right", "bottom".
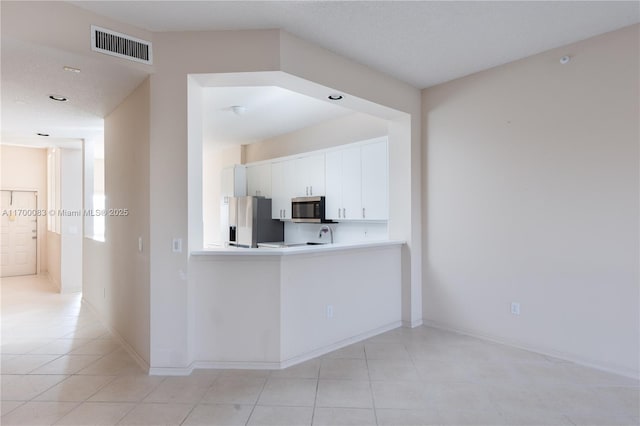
{"left": 189, "top": 240, "right": 403, "bottom": 371}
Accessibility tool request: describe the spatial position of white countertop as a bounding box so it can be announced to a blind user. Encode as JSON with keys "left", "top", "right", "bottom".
{"left": 191, "top": 240, "right": 404, "bottom": 256}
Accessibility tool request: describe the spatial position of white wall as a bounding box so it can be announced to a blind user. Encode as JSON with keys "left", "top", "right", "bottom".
{"left": 422, "top": 25, "right": 639, "bottom": 377}
{"left": 151, "top": 29, "right": 420, "bottom": 369}
{"left": 83, "top": 78, "right": 151, "bottom": 367}
{"left": 186, "top": 244, "right": 401, "bottom": 372}
{"left": 60, "top": 149, "right": 82, "bottom": 293}
{"left": 279, "top": 32, "right": 423, "bottom": 328}
{"left": 0, "top": 145, "right": 48, "bottom": 274}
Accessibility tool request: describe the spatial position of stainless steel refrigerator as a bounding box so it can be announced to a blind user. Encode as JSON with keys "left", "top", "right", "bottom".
{"left": 228, "top": 196, "right": 284, "bottom": 248}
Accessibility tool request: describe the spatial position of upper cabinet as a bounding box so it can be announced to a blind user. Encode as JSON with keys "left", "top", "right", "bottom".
{"left": 271, "top": 159, "right": 295, "bottom": 220}
{"left": 324, "top": 137, "right": 388, "bottom": 221}
{"left": 325, "top": 146, "right": 361, "bottom": 220}
{"left": 292, "top": 154, "right": 325, "bottom": 197}
{"left": 246, "top": 163, "right": 271, "bottom": 197}
{"left": 244, "top": 136, "right": 388, "bottom": 222}
{"left": 220, "top": 165, "right": 247, "bottom": 200}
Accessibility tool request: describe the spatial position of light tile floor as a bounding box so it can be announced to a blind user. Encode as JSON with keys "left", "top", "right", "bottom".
{"left": 2, "top": 275, "right": 638, "bottom": 425}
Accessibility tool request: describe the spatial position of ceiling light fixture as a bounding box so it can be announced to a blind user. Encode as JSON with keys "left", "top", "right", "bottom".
{"left": 560, "top": 55, "right": 571, "bottom": 65}
{"left": 63, "top": 66, "right": 81, "bottom": 73}
{"left": 37, "top": 132, "right": 50, "bottom": 137}
{"left": 49, "top": 95, "right": 68, "bottom": 102}
{"left": 231, "top": 105, "right": 247, "bottom": 116}
{"left": 328, "top": 94, "right": 343, "bottom": 101}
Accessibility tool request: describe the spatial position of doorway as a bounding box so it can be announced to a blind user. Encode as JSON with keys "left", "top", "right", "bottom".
{"left": 1, "top": 190, "right": 38, "bottom": 277}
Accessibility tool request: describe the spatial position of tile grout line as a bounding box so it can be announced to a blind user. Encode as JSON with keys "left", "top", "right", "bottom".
{"left": 178, "top": 370, "right": 222, "bottom": 425}
{"left": 363, "top": 343, "right": 380, "bottom": 426}
{"left": 244, "top": 373, "right": 269, "bottom": 426}
{"left": 310, "top": 361, "right": 321, "bottom": 426}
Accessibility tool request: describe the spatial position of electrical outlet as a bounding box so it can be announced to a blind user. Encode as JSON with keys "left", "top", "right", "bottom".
{"left": 172, "top": 238, "right": 182, "bottom": 253}
{"left": 511, "top": 302, "right": 521, "bottom": 315}
{"left": 326, "top": 305, "right": 333, "bottom": 319}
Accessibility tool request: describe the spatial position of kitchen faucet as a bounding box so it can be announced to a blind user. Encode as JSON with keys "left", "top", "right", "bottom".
{"left": 318, "top": 225, "right": 334, "bottom": 244}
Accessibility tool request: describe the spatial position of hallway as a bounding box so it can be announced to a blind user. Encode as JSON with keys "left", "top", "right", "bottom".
{"left": 2, "top": 275, "right": 639, "bottom": 425}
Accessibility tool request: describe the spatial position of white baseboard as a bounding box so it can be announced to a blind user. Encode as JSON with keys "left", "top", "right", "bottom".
{"left": 279, "top": 320, "right": 403, "bottom": 369}
{"left": 81, "top": 297, "right": 150, "bottom": 374}
{"left": 402, "top": 318, "right": 424, "bottom": 328}
{"left": 149, "top": 320, "right": 403, "bottom": 376}
{"left": 45, "top": 272, "right": 61, "bottom": 293}
{"left": 423, "top": 319, "right": 640, "bottom": 380}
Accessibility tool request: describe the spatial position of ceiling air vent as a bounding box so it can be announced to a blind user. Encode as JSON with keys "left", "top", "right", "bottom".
{"left": 91, "top": 25, "right": 152, "bottom": 65}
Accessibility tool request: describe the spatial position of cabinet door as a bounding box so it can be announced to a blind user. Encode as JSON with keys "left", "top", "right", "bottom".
{"left": 361, "top": 140, "right": 388, "bottom": 220}
{"left": 246, "top": 165, "right": 260, "bottom": 197}
{"left": 324, "top": 151, "right": 342, "bottom": 220}
{"left": 271, "top": 162, "right": 285, "bottom": 219}
{"left": 222, "top": 165, "right": 247, "bottom": 199}
{"left": 303, "top": 154, "right": 325, "bottom": 196}
{"left": 341, "top": 146, "right": 362, "bottom": 220}
{"left": 271, "top": 160, "right": 295, "bottom": 219}
{"left": 294, "top": 154, "right": 325, "bottom": 197}
{"left": 247, "top": 164, "right": 271, "bottom": 197}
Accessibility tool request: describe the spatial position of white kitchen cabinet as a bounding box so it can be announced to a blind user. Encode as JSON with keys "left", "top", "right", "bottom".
{"left": 325, "top": 151, "right": 342, "bottom": 220}
{"left": 220, "top": 165, "right": 247, "bottom": 199}
{"left": 271, "top": 159, "right": 295, "bottom": 219}
{"left": 246, "top": 163, "right": 271, "bottom": 197}
{"left": 293, "top": 154, "right": 325, "bottom": 197}
{"left": 325, "top": 146, "right": 361, "bottom": 220}
{"left": 325, "top": 138, "right": 388, "bottom": 221}
{"left": 361, "top": 139, "right": 388, "bottom": 220}
{"left": 341, "top": 147, "right": 363, "bottom": 219}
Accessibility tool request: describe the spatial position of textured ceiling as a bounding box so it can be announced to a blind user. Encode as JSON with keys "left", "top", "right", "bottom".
{"left": 2, "top": 1, "right": 638, "bottom": 147}
{"left": 71, "top": 1, "right": 639, "bottom": 88}
{"left": 1, "top": 36, "right": 149, "bottom": 146}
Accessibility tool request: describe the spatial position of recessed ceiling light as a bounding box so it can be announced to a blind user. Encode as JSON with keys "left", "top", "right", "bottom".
{"left": 37, "top": 132, "right": 50, "bottom": 137}
{"left": 49, "top": 95, "right": 68, "bottom": 102}
{"left": 560, "top": 55, "right": 571, "bottom": 64}
{"left": 328, "top": 94, "right": 343, "bottom": 101}
{"left": 63, "top": 66, "right": 81, "bottom": 73}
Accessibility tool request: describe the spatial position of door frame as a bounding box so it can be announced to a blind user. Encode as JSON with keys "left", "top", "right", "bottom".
{"left": 1, "top": 188, "right": 41, "bottom": 275}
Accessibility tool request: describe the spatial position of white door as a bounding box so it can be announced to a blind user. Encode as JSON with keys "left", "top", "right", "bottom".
{"left": 1, "top": 190, "right": 37, "bottom": 277}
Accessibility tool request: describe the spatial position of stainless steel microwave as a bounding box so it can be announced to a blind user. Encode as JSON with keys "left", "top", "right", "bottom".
{"left": 291, "top": 196, "right": 331, "bottom": 223}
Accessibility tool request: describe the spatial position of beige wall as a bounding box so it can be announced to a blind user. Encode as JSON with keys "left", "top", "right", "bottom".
{"left": 0, "top": 145, "right": 48, "bottom": 274}
{"left": 244, "top": 112, "right": 388, "bottom": 163}
{"left": 83, "top": 78, "right": 151, "bottom": 367}
{"left": 152, "top": 29, "right": 281, "bottom": 368}
{"left": 153, "top": 28, "right": 421, "bottom": 370}
{"left": 279, "top": 32, "right": 424, "bottom": 327}
{"left": 422, "top": 25, "right": 639, "bottom": 377}
{"left": 47, "top": 231, "right": 60, "bottom": 289}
